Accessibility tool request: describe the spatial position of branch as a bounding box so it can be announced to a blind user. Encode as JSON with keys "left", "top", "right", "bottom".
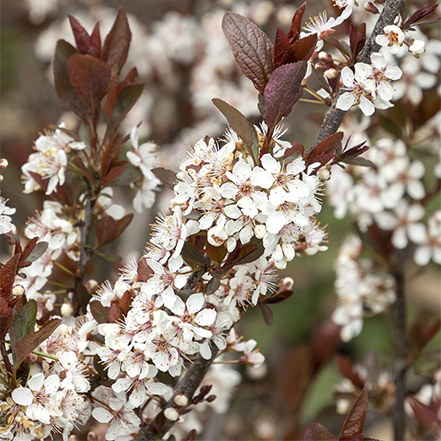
{"left": 313, "top": 0, "right": 405, "bottom": 144}
{"left": 392, "top": 251, "right": 408, "bottom": 441}
{"left": 134, "top": 348, "right": 220, "bottom": 441}
{"left": 73, "top": 191, "right": 96, "bottom": 313}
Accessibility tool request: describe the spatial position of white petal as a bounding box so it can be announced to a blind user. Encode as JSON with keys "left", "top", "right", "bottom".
{"left": 92, "top": 407, "right": 113, "bottom": 423}
{"left": 266, "top": 211, "right": 286, "bottom": 234}
{"left": 195, "top": 308, "right": 217, "bottom": 326}
{"left": 12, "top": 387, "right": 34, "bottom": 406}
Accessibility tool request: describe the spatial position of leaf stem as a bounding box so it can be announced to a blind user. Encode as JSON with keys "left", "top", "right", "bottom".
{"left": 31, "top": 351, "right": 59, "bottom": 361}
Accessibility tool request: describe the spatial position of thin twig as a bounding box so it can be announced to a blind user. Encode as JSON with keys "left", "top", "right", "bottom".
{"left": 313, "top": 0, "right": 405, "bottom": 145}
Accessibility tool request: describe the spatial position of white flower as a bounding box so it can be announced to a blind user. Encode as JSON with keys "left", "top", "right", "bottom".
{"left": 127, "top": 127, "right": 159, "bottom": 178}
{"left": 302, "top": 9, "right": 352, "bottom": 44}
{"left": 92, "top": 397, "right": 141, "bottom": 440}
{"left": 58, "top": 352, "right": 90, "bottom": 393}
{"left": 369, "top": 52, "right": 402, "bottom": 102}
{"left": 0, "top": 197, "right": 16, "bottom": 234}
{"left": 375, "top": 25, "right": 404, "bottom": 54}
{"left": 414, "top": 211, "right": 441, "bottom": 265}
{"left": 337, "top": 64, "right": 375, "bottom": 116}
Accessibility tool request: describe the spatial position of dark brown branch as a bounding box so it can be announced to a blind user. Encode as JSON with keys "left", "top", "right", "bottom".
{"left": 73, "top": 193, "right": 95, "bottom": 313}
{"left": 135, "top": 348, "right": 220, "bottom": 441}
{"left": 392, "top": 252, "right": 408, "bottom": 441}
{"left": 313, "top": 0, "right": 405, "bottom": 145}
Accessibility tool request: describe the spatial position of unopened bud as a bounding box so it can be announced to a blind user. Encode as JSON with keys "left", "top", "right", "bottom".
{"left": 206, "top": 395, "right": 216, "bottom": 403}
{"left": 174, "top": 394, "right": 189, "bottom": 407}
{"left": 317, "top": 168, "right": 331, "bottom": 181}
{"left": 69, "top": 436, "right": 80, "bottom": 441}
{"left": 12, "top": 285, "right": 25, "bottom": 296}
{"left": 314, "top": 62, "right": 327, "bottom": 71}
{"left": 318, "top": 51, "right": 332, "bottom": 63}
{"left": 409, "top": 39, "right": 425, "bottom": 55}
{"left": 87, "top": 433, "right": 98, "bottom": 441}
{"left": 164, "top": 408, "right": 180, "bottom": 421}
{"left": 364, "top": 2, "right": 380, "bottom": 14}
{"left": 324, "top": 68, "right": 339, "bottom": 79}
{"left": 85, "top": 279, "right": 98, "bottom": 293}
{"left": 0, "top": 158, "right": 8, "bottom": 169}
{"left": 254, "top": 224, "right": 267, "bottom": 239}
{"left": 58, "top": 324, "right": 70, "bottom": 336}
{"left": 61, "top": 303, "right": 75, "bottom": 317}
{"left": 279, "top": 277, "right": 294, "bottom": 291}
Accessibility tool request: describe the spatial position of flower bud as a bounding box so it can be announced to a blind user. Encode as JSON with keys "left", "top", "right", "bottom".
{"left": 364, "top": 2, "right": 380, "bottom": 14}
{"left": 314, "top": 62, "right": 327, "bottom": 71}
{"left": 0, "top": 158, "right": 8, "bottom": 169}
{"left": 318, "top": 51, "right": 332, "bottom": 62}
{"left": 164, "top": 408, "right": 180, "bottom": 421}
{"left": 409, "top": 39, "right": 425, "bottom": 55}
{"left": 324, "top": 68, "right": 339, "bottom": 79}
{"left": 61, "top": 302, "right": 75, "bottom": 317}
{"left": 317, "top": 168, "right": 331, "bottom": 181}
{"left": 279, "top": 277, "right": 294, "bottom": 291}
{"left": 174, "top": 394, "right": 189, "bottom": 407}
{"left": 254, "top": 224, "right": 267, "bottom": 239}
{"left": 12, "top": 285, "right": 25, "bottom": 296}
{"left": 85, "top": 279, "right": 98, "bottom": 293}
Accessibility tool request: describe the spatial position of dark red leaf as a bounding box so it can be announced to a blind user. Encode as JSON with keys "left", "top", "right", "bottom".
{"left": 115, "top": 213, "right": 134, "bottom": 238}
{"left": 53, "top": 40, "right": 90, "bottom": 121}
{"left": 100, "top": 133, "right": 122, "bottom": 177}
{"left": 67, "top": 54, "right": 111, "bottom": 111}
{"left": 119, "top": 290, "right": 135, "bottom": 315}
{"left": 15, "top": 319, "right": 61, "bottom": 364}
{"left": 68, "top": 15, "right": 101, "bottom": 58}
{"left": 212, "top": 98, "right": 255, "bottom": 149}
{"left": 336, "top": 355, "right": 366, "bottom": 389}
{"left": 408, "top": 396, "right": 441, "bottom": 429}
{"left": 95, "top": 216, "right": 118, "bottom": 248}
{"left": 264, "top": 290, "right": 294, "bottom": 304}
{"left": 90, "top": 301, "right": 110, "bottom": 324}
{"left": 259, "top": 303, "right": 273, "bottom": 326}
{"left": 280, "top": 34, "right": 317, "bottom": 66}
{"left": 152, "top": 167, "right": 177, "bottom": 190}
{"left": 138, "top": 258, "right": 154, "bottom": 282}
{"left": 305, "top": 132, "right": 343, "bottom": 168}
{"left": 108, "top": 303, "right": 124, "bottom": 323}
{"left": 101, "top": 163, "right": 129, "bottom": 187}
{"left": 299, "top": 423, "right": 338, "bottom": 441}
{"left": 101, "top": 8, "right": 131, "bottom": 89}
{"left": 288, "top": 2, "right": 307, "bottom": 42}
{"left": 205, "top": 243, "right": 227, "bottom": 264}
{"left": 274, "top": 27, "right": 291, "bottom": 70}
{"left": 0, "top": 296, "right": 14, "bottom": 338}
{"left": 264, "top": 61, "right": 307, "bottom": 129}
{"left": 0, "top": 254, "right": 20, "bottom": 292}
{"left": 339, "top": 389, "right": 369, "bottom": 439}
{"left": 222, "top": 12, "right": 274, "bottom": 94}
{"left": 284, "top": 141, "right": 305, "bottom": 160}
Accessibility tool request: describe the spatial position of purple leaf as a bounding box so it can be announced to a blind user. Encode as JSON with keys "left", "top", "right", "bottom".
{"left": 222, "top": 12, "right": 273, "bottom": 94}
{"left": 264, "top": 61, "right": 307, "bottom": 129}
{"left": 299, "top": 423, "right": 338, "bottom": 440}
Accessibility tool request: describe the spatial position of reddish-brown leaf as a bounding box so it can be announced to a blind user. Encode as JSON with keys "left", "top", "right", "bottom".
{"left": 408, "top": 396, "right": 441, "bottom": 429}
{"left": 67, "top": 54, "right": 111, "bottom": 111}
{"left": 205, "top": 243, "right": 227, "bottom": 264}
{"left": 101, "top": 162, "right": 129, "bottom": 187}
{"left": 339, "top": 389, "right": 369, "bottom": 439}
{"left": 53, "top": 40, "right": 91, "bottom": 121}
{"left": 115, "top": 213, "right": 134, "bottom": 238}
{"left": 95, "top": 216, "right": 118, "bottom": 248}
{"left": 90, "top": 301, "right": 110, "bottom": 324}
{"left": 68, "top": 15, "right": 101, "bottom": 58}
{"left": 288, "top": 2, "right": 307, "bottom": 42}
{"left": 259, "top": 303, "right": 273, "bottom": 326}
{"left": 222, "top": 12, "right": 274, "bottom": 94}
{"left": 15, "top": 319, "right": 61, "bottom": 364}
{"left": 101, "top": 8, "right": 131, "bottom": 88}
{"left": 152, "top": 167, "right": 178, "bottom": 190}
{"left": 0, "top": 254, "right": 20, "bottom": 292}
{"left": 0, "top": 296, "right": 13, "bottom": 338}
{"left": 299, "top": 423, "right": 338, "bottom": 441}
{"left": 305, "top": 132, "right": 343, "bottom": 168}
{"left": 312, "top": 320, "right": 341, "bottom": 372}
{"left": 119, "top": 290, "right": 135, "bottom": 315}
{"left": 336, "top": 355, "right": 366, "bottom": 389}
{"left": 108, "top": 303, "right": 124, "bottom": 323}
{"left": 279, "top": 345, "right": 312, "bottom": 411}
{"left": 284, "top": 141, "right": 305, "bottom": 160}
{"left": 100, "top": 133, "right": 122, "bottom": 177}
{"left": 264, "top": 290, "right": 294, "bottom": 304}
{"left": 104, "top": 67, "right": 141, "bottom": 119}
{"left": 264, "top": 61, "right": 307, "bottom": 129}
{"left": 281, "top": 34, "right": 317, "bottom": 65}
{"left": 274, "top": 27, "right": 291, "bottom": 70}
{"left": 138, "top": 258, "right": 154, "bottom": 282}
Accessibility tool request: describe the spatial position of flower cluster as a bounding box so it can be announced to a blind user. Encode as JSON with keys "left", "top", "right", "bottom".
{"left": 21, "top": 124, "right": 86, "bottom": 195}
{"left": 336, "top": 53, "right": 402, "bottom": 116}
{"left": 331, "top": 236, "right": 396, "bottom": 341}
